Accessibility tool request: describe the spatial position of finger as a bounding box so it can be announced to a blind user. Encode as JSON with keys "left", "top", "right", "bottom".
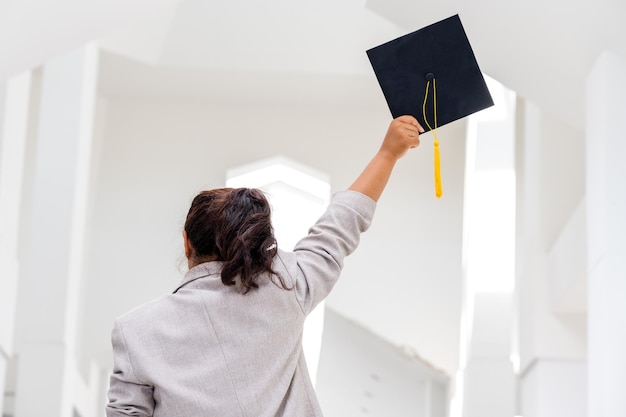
{"left": 410, "top": 138, "right": 421, "bottom": 149}
{"left": 403, "top": 125, "right": 420, "bottom": 139}
{"left": 397, "top": 115, "right": 418, "bottom": 126}
{"left": 397, "top": 115, "right": 425, "bottom": 133}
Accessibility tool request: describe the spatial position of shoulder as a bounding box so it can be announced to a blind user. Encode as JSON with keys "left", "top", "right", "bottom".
{"left": 114, "top": 294, "right": 176, "bottom": 330}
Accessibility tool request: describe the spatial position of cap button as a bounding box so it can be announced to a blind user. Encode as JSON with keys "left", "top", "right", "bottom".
{"left": 425, "top": 72, "right": 435, "bottom": 81}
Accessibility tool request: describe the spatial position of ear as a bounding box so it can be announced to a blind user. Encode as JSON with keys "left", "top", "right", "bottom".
{"left": 183, "top": 230, "right": 192, "bottom": 259}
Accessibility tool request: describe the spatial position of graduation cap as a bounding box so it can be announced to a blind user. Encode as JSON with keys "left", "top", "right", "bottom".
{"left": 367, "top": 14, "right": 493, "bottom": 198}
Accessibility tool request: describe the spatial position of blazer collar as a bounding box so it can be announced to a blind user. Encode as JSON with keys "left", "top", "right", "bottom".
{"left": 173, "top": 261, "right": 224, "bottom": 293}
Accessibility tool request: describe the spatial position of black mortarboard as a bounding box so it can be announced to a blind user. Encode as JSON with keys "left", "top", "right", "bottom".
{"left": 366, "top": 14, "right": 493, "bottom": 198}
{"left": 366, "top": 14, "right": 493, "bottom": 131}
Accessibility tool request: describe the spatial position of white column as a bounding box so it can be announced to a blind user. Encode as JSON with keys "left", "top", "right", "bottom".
{"left": 515, "top": 98, "right": 587, "bottom": 417}
{"left": 0, "top": 77, "right": 7, "bottom": 417}
{"left": 0, "top": 71, "right": 32, "bottom": 416}
{"left": 586, "top": 51, "right": 626, "bottom": 417}
{"left": 461, "top": 78, "right": 516, "bottom": 417}
{"left": 13, "top": 44, "right": 98, "bottom": 417}
{"left": 463, "top": 293, "right": 515, "bottom": 417}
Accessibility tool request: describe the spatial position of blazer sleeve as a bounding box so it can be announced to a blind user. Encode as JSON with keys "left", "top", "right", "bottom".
{"left": 278, "top": 190, "right": 376, "bottom": 314}
{"left": 106, "top": 320, "right": 155, "bottom": 417}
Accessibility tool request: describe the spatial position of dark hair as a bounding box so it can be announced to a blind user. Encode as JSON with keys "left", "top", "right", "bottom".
{"left": 184, "top": 188, "right": 288, "bottom": 294}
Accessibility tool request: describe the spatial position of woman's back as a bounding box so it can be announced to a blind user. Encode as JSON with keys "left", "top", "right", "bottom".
{"left": 110, "top": 260, "right": 313, "bottom": 417}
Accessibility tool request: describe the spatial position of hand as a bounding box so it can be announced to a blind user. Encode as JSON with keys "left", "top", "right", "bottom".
{"left": 348, "top": 115, "right": 423, "bottom": 202}
{"left": 379, "top": 115, "right": 424, "bottom": 160}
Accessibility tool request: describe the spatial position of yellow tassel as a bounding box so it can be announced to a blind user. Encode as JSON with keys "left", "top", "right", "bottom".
{"left": 423, "top": 77, "right": 443, "bottom": 198}
{"left": 434, "top": 140, "right": 442, "bottom": 198}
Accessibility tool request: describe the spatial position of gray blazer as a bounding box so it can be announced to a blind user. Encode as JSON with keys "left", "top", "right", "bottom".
{"left": 106, "top": 190, "right": 376, "bottom": 417}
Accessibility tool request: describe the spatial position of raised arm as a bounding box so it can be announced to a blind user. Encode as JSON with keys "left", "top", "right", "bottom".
{"left": 349, "top": 115, "right": 423, "bottom": 201}
{"left": 281, "top": 115, "right": 424, "bottom": 313}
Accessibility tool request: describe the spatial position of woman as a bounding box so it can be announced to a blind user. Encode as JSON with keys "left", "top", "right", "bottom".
{"left": 106, "top": 116, "right": 423, "bottom": 417}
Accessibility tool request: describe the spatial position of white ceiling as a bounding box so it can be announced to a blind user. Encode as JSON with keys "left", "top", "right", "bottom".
{"left": 0, "top": 0, "right": 179, "bottom": 81}
{"left": 3, "top": 0, "right": 624, "bottom": 130}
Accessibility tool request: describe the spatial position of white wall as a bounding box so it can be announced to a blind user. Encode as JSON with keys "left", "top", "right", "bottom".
{"left": 317, "top": 308, "right": 448, "bottom": 417}
{"left": 540, "top": 115, "right": 585, "bottom": 249}
{"left": 520, "top": 359, "right": 586, "bottom": 417}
